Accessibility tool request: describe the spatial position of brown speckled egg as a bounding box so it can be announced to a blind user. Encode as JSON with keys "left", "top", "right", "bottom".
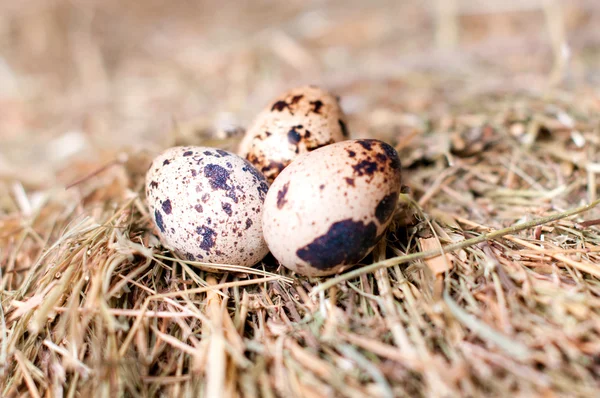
{"left": 262, "top": 139, "right": 401, "bottom": 277}
{"left": 146, "top": 146, "right": 270, "bottom": 267}
{"left": 239, "top": 85, "right": 349, "bottom": 182}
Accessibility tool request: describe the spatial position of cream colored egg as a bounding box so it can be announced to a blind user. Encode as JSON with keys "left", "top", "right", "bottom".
{"left": 146, "top": 146, "right": 270, "bottom": 267}
{"left": 262, "top": 139, "right": 402, "bottom": 277}
{"left": 239, "top": 85, "right": 349, "bottom": 182}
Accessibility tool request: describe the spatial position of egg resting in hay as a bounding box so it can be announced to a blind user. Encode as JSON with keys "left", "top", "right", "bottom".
{"left": 238, "top": 85, "right": 349, "bottom": 183}
{"left": 262, "top": 139, "right": 402, "bottom": 277}
{"left": 146, "top": 146, "right": 270, "bottom": 267}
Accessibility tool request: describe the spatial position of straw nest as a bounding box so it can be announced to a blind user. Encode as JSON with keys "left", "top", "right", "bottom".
{"left": 2, "top": 1, "right": 600, "bottom": 397}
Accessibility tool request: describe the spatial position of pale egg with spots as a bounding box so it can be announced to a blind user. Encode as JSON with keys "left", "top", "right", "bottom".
{"left": 239, "top": 85, "right": 349, "bottom": 182}
{"left": 262, "top": 139, "right": 402, "bottom": 277}
{"left": 146, "top": 146, "right": 269, "bottom": 267}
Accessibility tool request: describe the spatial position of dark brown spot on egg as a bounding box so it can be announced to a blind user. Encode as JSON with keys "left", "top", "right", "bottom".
{"left": 296, "top": 219, "right": 378, "bottom": 270}
{"left": 222, "top": 202, "right": 232, "bottom": 216}
{"left": 264, "top": 160, "right": 286, "bottom": 173}
{"left": 154, "top": 210, "right": 166, "bottom": 233}
{"left": 258, "top": 160, "right": 286, "bottom": 182}
{"left": 163, "top": 159, "right": 171, "bottom": 166}
{"left": 277, "top": 182, "right": 290, "bottom": 209}
{"left": 375, "top": 153, "right": 387, "bottom": 163}
{"left": 196, "top": 225, "right": 217, "bottom": 251}
{"left": 204, "top": 164, "right": 231, "bottom": 190}
{"left": 194, "top": 204, "right": 203, "bottom": 213}
{"left": 150, "top": 181, "right": 159, "bottom": 189}
{"left": 226, "top": 189, "right": 239, "bottom": 203}
{"left": 379, "top": 141, "right": 401, "bottom": 170}
{"left": 346, "top": 150, "right": 356, "bottom": 158}
{"left": 271, "top": 100, "right": 290, "bottom": 112}
{"left": 287, "top": 128, "right": 302, "bottom": 145}
{"left": 216, "top": 149, "right": 230, "bottom": 157}
{"left": 375, "top": 193, "right": 398, "bottom": 223}
{"left": 242, "top": 160, "right": 268, "bottom": 183}
{"left": 257, "top": 182, "right": 269, "bottom": 200}
{"left": 357, "top": 140, "right": 373, "bottom": 150}
{"left": 203, "top": 164, "right": 240, "bottom": 202}
{"left": 352, "top": 159, "right": 378, "bottom": 176}
{"left": 309, "top": 100, "right": 323, "bottom": 114}
{"left": 245, "top": 218, "right": 253, "bottom": 230}
{"left": 309, "top": 139, "right": 336, "bottom": 151}
{"left": 183, "top": 150, "right": 194, "bottom": 156}
{"left": 161, "top": 199, "right": 172, "bottom": 214}
{"left": 345, "top": 178, "right": 355, "bottom": 186}
{"left": 339, "top": 119, "right": 349, "bottom": 137}
{"left": 290, "top": 94, "right": 303, "bottom": 104}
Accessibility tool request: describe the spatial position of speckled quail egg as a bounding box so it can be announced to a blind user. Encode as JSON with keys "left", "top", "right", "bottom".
{"left": 238, "top": 85, "right": 349, "bottom": 182}
{"left": 146, "top": 146, "right": 270, "bottom": 267}
{"left": 262, "top": 139, "right": 401, "bottom": 277}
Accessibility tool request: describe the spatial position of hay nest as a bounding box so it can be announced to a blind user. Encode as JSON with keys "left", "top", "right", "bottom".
{"left": 2, "top": 1, "right": 600, "bottom": 397}
{"left": 3, "top": 87, "right": 600, "bottom": 397}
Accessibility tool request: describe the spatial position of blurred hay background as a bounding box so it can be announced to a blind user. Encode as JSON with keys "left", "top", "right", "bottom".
{"left": 2, "top": 0, "right": 600, "bottom": 397}
{"left": 1, "top": 0, "right": 599, "bottom": 181}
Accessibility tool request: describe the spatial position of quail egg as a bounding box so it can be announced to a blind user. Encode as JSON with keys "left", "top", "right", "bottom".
{"left": 239, "top": 85, "right": 349, "bottom": 182}
{"left": 146, "top": 146, "right": 270, "bottom": 267}
{"left": 262, "top": 139, "right": 401, "bottom": 276}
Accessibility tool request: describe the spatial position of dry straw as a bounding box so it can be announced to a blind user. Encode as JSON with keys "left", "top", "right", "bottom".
{"left": 3, "top": 0, "right": 600, "bottom": 396}
{"left": 3, "top": 90, "right": 600, "bottom": 396}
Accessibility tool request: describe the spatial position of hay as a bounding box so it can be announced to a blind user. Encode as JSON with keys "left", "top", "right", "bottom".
{"left": 2, "top": 1, "right": 600, "bottom": 397}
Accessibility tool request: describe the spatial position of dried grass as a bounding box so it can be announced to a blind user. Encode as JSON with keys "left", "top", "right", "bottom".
{"left": 2, "top": 1, "right": 600, "bottom": 397}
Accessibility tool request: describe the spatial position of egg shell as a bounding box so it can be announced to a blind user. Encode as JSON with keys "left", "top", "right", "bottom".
{"left": 262, "top": 139, "right": 402, "bottom": 277}
{"left": 146, "top": 146, "right": 270, "bottom": 267}
{"left": 239, "top": 85, "right": 349, "bottom": 182}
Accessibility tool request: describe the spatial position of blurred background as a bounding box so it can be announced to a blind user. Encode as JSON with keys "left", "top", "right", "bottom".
{"left": 0, "top": 0, "right": 598, "bottom": 186}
